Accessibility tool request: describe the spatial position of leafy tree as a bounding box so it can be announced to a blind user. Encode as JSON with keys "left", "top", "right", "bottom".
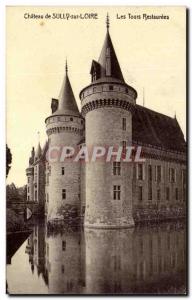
{"left": 6, "top": 144, "right": 12, "bottom": 177}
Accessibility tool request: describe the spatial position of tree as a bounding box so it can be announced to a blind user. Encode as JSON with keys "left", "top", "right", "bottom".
{"left": 6, "top": 144, "right": 12, "bottom": 177}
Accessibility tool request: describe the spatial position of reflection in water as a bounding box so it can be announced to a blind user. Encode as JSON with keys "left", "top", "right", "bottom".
{"left": 7, "top": 222, "right": 186, "bottom": 294}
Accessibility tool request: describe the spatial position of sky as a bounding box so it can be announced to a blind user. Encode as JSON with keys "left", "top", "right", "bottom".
{"left": 6, "top": 6, "right": 186, "bottom": 186}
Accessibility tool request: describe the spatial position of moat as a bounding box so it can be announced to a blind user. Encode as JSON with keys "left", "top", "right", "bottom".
{"left": 7, "top": 221, "right": 186, "bottom": 295}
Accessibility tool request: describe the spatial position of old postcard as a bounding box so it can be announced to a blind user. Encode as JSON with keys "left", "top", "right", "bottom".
{"left": 6, "top": 6, "right": 187, "bottom": 295}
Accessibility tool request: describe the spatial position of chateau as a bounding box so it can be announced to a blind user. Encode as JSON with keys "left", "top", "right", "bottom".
{"left": 26, "top": 18, "right": 186, "bottom": 228}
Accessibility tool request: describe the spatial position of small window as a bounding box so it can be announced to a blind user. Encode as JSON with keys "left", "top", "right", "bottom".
{"left": 113, "top": 162, "right": 121, "bottom": 175}
{"left": 61, "top": 265, "right": 65, "bottom": 274}
{"left": 62, "top": 167, "right": 65, "bottom": 175}
{"left": 47, "top": 193, "right": 49, "bottom": 203}
{"left": 148, "top": 165, "right": 152, "bottom": 181}
{"left": 166, "top": 187, "right": 170, "bottom": 201}
{"left": 155, "top": 165, "right": 161, "bottom": 182}
{"left": 113, "top": 185, "right": 121, "bottom": 200}
{"left": 138, "top": 186, "right": 143, "bottom": 201}
{"left": 138, "top": 164, "right": 144, "bottom": 180}
{"left": 70, "top": 117, "right": 73, "bottom": 121}
{"left": 148, "top": 186, "right": 152, "bottom": 200}
{"left": 125, "top": 88, "right": 129, "bottom": 94}
{"left": 157, "top": 189, "right": 161, "bottom": 201}
{"left": 169, "top": 168, "right": 176, "bottom": 183}
{"left": 109, "top": 85, "right": 113, "bottom": 91}
{"left": 122, "top": 118, "right": 126, "bottom": 131}
{"left": 62, "top": 189, "right": 66, "bottom": 200}
{"left": 27, "top": 196, "right": 30, "bottom": 201}
{"left": 27, "top": 186, "right": 29, "bottom": 193}
{"left": 175, "top": 188, "right": 179, "bottom": 200}
{"left": 62, "top": 241, "right": 66, "bottom": 251}
{"left": 81, "top": 120, "right": 83, "bottom": 125}
{"left": 49, "top": 166, "right": 51, "bottom": 175}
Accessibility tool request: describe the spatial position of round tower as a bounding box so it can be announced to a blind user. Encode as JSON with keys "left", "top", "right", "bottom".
{"left": 45, "top": 63, "right": 84, "bottom": 222}
{"left": 80, "top": 17, "right": 137, "bottom": 228}
{"left": 26, "top": 147, "right": 35, "bottom": 202}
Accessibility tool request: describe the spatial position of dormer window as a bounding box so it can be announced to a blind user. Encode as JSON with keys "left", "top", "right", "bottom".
{"left": 90, "top": 60, "right": 100, "bottom": 82}
{"left": 92, "top": 71, "right": 97, "bottom": 81}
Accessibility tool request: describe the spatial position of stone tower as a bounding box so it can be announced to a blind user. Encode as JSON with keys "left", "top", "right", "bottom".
{"left": 26, "top": 147, "right": 35, "bottom": 202}
{"left": 80, "top": 17, "right": 137, "bottom": 228}
{"left": 45, "top": 63, "right": 84, "bottom": 222}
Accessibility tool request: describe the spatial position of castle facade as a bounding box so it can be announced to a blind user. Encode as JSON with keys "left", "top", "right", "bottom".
{"left": 26, "top": 20, "right": 186, "bottom": 228}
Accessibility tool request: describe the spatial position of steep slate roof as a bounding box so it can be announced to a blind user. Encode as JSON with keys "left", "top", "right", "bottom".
{"left": 35, "top": 142, "right": 42, "bottom": 159}
{"left": 53, "top": 63, "right": 80, "bottom": 117}
{"left": 97, "top": 30, "right": 125, "bottom": 82}
{"left": 132, "top": 105, "right": 186, "bottom": 152}
{"left": 78, "top": 105, "right": 186, "bottom": 153}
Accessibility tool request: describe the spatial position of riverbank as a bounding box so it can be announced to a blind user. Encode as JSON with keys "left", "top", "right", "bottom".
{"left": 7, "top": 208, "right": 29, "bottom": 234}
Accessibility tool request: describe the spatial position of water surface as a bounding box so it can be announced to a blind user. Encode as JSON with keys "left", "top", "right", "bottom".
{"left": 7, "top": 221, "right": 186, "bottom": 294}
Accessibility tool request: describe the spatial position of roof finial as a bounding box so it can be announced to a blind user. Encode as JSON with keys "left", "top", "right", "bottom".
{"left": 106, "top": 13, "right": 109, "bottom": 31}
{"left": 37, "top": 131, "right": 40, "bottom": 143}
{"left": 174, "top": 111, "right": 177, "bottom": 119}
{"left": 65, "top": 58, "right": 68, "bottom": 75}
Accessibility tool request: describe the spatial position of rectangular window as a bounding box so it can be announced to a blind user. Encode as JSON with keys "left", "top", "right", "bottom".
{"left": 157, "top": 189, "right": 161, "bottom": 201}
{"left": 27, "top": 186, "right": 29, "bottom": 193}
{"left": 109, "top": 85, "right": 113, "bottom": 90}
{"left": 113, "top": 185, "right": 121, "bottom": 200}
{"left": 27, "top": 196, "right": 30, "bottom": 201}
{"left": 169, "top": 168, "right": 176, "bottom": 183}
{"left": 62, "top": 167, "right": 65, "bottom": 175}
{"left": 175, "top": 188, "right": 179, "bottom": 200}
{"left": 122, "top": 118, "right": 126, "bottom": 131}
{"left": 62, "top": 189, "right": 66, "bottom": 200}
{"left": 61, "top": 265, "right": 65, "bottom": 274}
{"left": 35, "top": 190, "right": 37, "bottom": 201}
{"left": 113, "top": 162, "right": 121, "bottom": 175}
{"left": 148, "top": 165, "right": 152, "bottom": 181}
{"left": 47, "top": 193, "right": 49, "bottom": 203}
{"left": 166, "top": 187, "right": 170, "bottom": 201}
{"left": 49, "top": 166, "right": 51, "bottom": 175}
{"left": 138, "top": 164, "right": 143, "bottom": 180}
{"left": 62, "top": 240, "right": 66, "bottom": 251}
{"left": 155, "top": 165, "right": 161, "bottom": 182}
{"left": 138, "top": 186, "right": 143, "bottom": 201}
{"left": 148, "top": 186, "right": 152, "bottom": 200}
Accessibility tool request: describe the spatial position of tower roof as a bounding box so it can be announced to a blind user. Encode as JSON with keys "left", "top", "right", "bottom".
{"left": 35, "top": 142, "right": 42, "bottom": 159}
{"left": 98, "top": 29, "right": 125, "bottom": 82}
{"left": 53, "top": 62, "right": 80, "bottom": 117}
{"left": 90, "top": 15, "right": 124, "bottom": 83}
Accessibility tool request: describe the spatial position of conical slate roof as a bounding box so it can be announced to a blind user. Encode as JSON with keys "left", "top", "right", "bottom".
{"left": 53, "top": 64, "right": 80, "bottom": 117}
{"left": 98, "top": 30, "right": 125, "bottom": 82}
{"left": 35, "top": 142, "right": 42, "bottom": 159}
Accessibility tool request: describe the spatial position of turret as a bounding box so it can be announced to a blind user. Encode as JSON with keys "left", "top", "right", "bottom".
{"left": 81, "top": 16, "right": 137, "bottom": 228}
{"left": 26, "top": 147, "right": 35, "bottom": 202}
{"left": 45, "top": 62, "right": 84, "bottom": 223}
